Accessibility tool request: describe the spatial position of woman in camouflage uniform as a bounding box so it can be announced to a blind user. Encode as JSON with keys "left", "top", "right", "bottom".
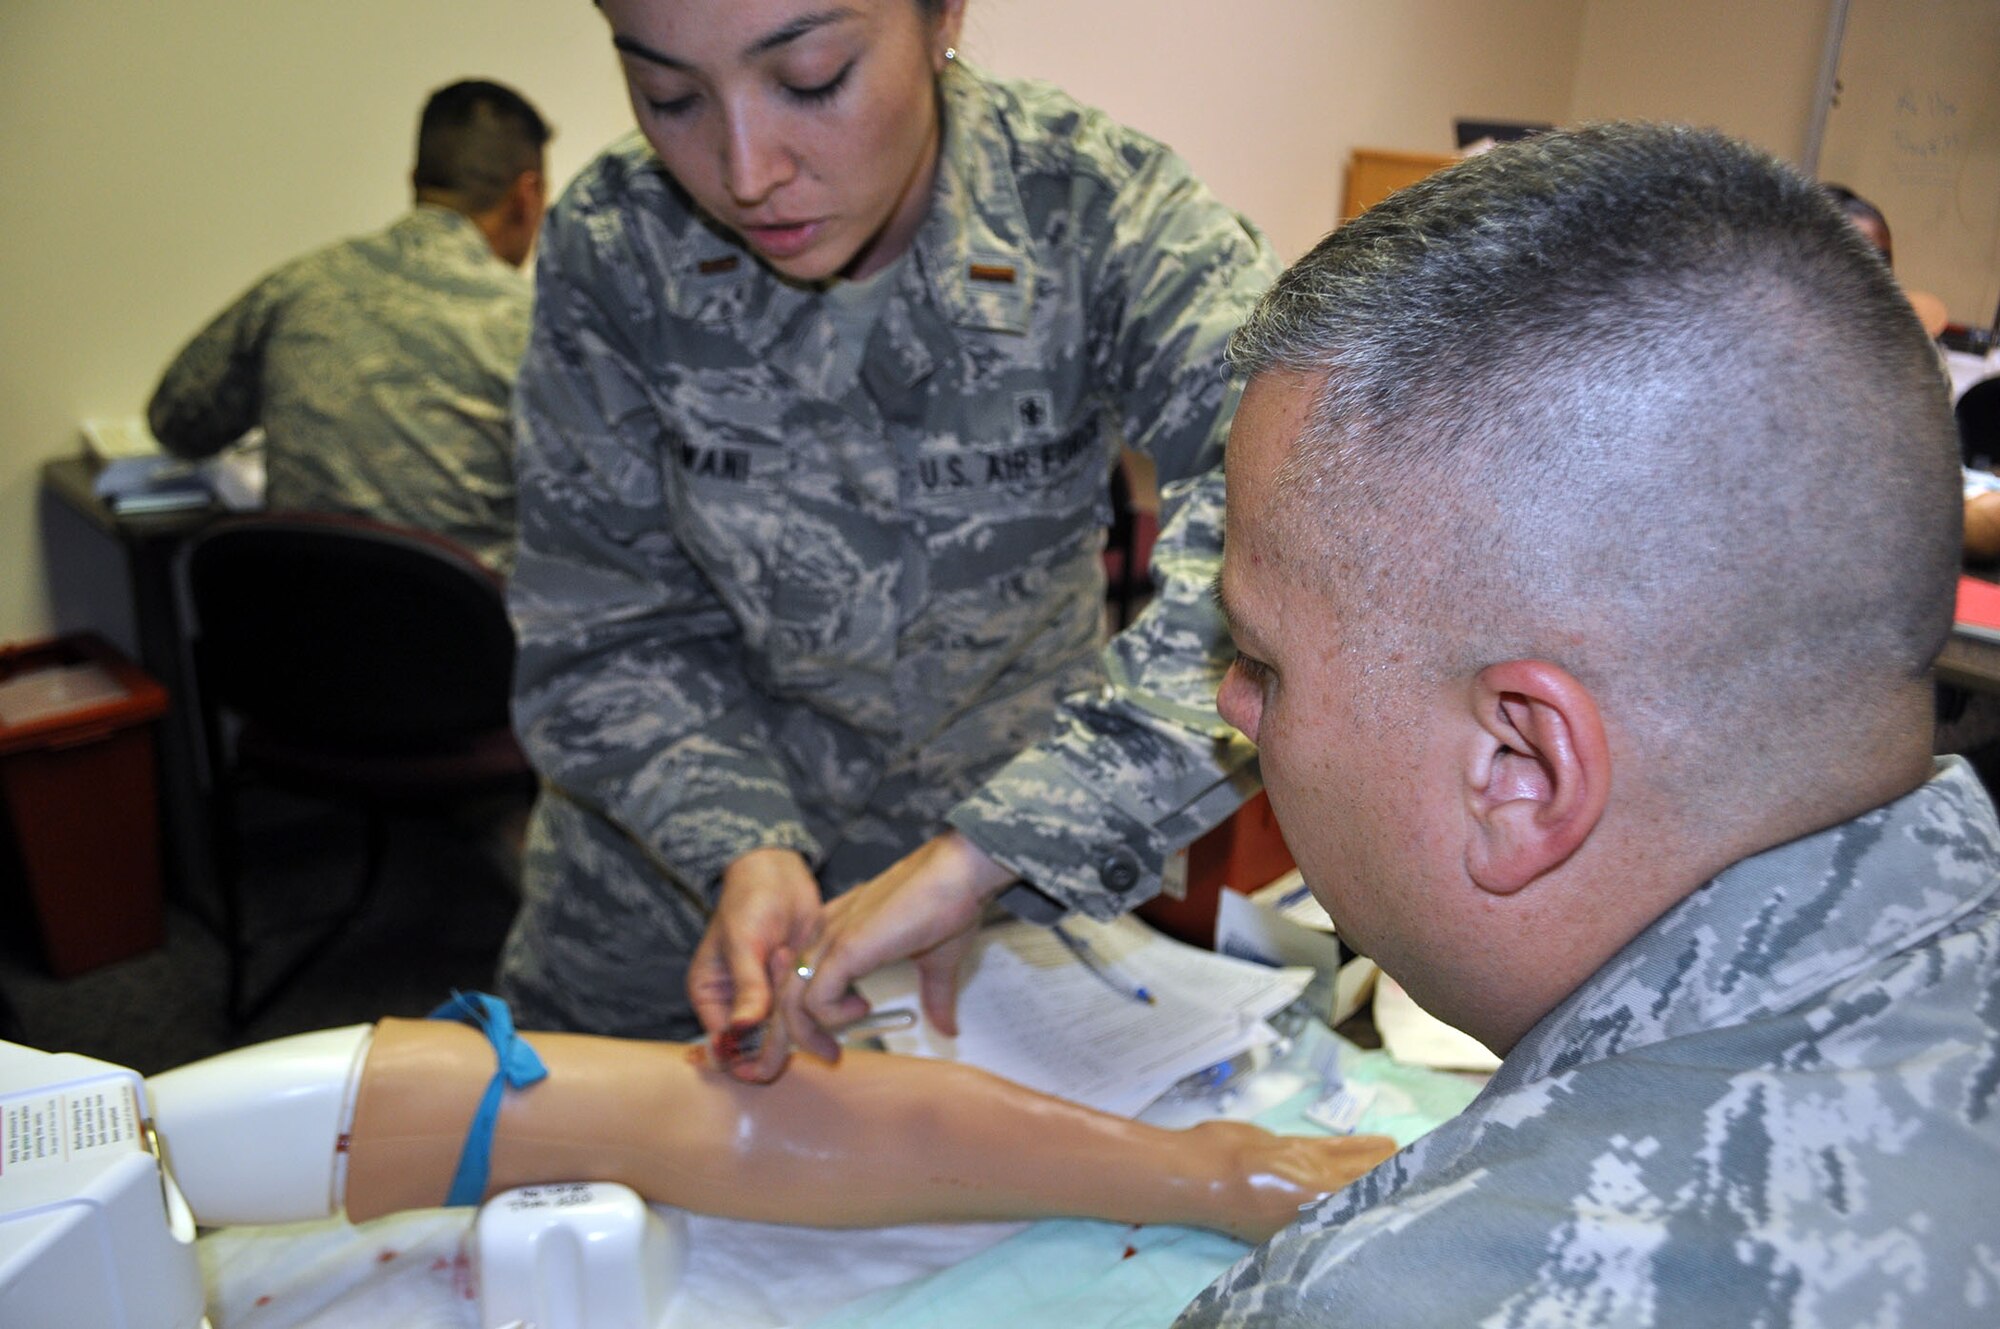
{"left": 500, "top": 0, "right": 1279, "bottom": 1070}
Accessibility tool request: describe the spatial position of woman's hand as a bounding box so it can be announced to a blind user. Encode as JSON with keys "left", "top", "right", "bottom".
{"left": 688, "top": 847, "right": 823, "bottom": 1082}
{"left": 779, "top": 831, "right": 1016, "bottom": 1064}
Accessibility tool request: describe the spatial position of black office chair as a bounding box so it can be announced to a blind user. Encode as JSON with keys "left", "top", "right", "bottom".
{"left": 184, "top": 513, "right": 534, "bottom": 1026}
{"left": 1104, "top": 457, "right": 1160, "bottom": 631}
{"left": 1960, "top": 377, "right": 2000, "bottom": 475}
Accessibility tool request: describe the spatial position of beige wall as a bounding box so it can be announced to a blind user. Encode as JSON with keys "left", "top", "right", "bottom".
{"left": 963, "top": 0, "right": 1585, "bottom": 263}
{"left": 0, "top": 2, "right": 632, "bottom": 650}
{"left": 0, "top": 0, "right": 1827, "bottom": 648}
{"left": 1568, "top": 0, "right": 1837, "bottom": 163}
{"left": 1816, "top": 0, "right": 2000, "bottom": 327}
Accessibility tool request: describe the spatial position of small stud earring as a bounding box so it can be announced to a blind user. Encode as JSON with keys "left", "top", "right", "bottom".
{"left": 943, "top": 46, "right": 957, "bottom": 62}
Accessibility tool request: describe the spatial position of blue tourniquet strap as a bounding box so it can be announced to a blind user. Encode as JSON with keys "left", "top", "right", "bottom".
{"left": 426, "top": 990, "right": 548, "bottom": 1207}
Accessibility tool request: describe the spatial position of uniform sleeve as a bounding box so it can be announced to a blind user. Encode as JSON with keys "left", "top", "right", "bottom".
{"left": 509, "top": 204, "right": 821, "bottom": 899}
{"left": 947, "top": 149, "right": 1279, "bottom": 918}
{"left": 147, "top": 277, "right": 281, "bottom": 459}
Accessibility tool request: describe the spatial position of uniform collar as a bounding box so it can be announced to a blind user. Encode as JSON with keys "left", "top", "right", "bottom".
{"left": 1495, "top": 756, "right": 2000, "bottom": 1089}
{"left": 911, "top": 60, "right": 1035, "bottom": 337}
{"left": 645, "top": 159, "right": 797, "bottom": 342}
{"left": 398, "top": 204, "right": 506, "bottom": 266}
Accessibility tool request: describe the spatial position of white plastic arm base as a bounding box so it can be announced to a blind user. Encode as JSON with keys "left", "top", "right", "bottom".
{"left": 144, "top": 1024, "right": 374, "bottom": 1227}
{"left": 475, "top": 1182, "right": 686, "bottom": 1329}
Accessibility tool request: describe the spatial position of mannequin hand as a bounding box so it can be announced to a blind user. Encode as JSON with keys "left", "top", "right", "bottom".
{"left": 1195, "top": 1122, "right": 1399, "bottom": 1242}
{"left": 779, "top": 831, "right": 1014, "bottom": 1064}
{"left": 689, "top": 848, "right": 822, "bottom": 1082}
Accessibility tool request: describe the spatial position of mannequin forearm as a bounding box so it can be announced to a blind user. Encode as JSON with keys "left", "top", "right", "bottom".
{"left": 1967, "top": 491, "right": 2000, "bottom": 562}
{"left": 346, "top": 1019, "right": 1390, "bottom": 1239}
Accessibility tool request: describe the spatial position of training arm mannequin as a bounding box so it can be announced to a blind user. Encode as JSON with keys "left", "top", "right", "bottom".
{"left": 148, "top": 1018, "right": 1395, "bottom": 1243}
{"left": 1966, "top": 490, "right": 2000, "bottom": 563}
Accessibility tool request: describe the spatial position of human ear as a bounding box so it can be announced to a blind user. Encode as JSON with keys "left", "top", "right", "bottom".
{"left": 931, "top": 0, "right": 969, "bottom": 69}
{"left": 510, "top": 169, "right": 545, "bottom": 224}
{"left": 1462, "top": 659, "right": 1609, "bottom": 896}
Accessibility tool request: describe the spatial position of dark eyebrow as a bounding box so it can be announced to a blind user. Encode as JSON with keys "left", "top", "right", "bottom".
{"left": 611, "top": 34, "right": 689, "bottom": 71}
{"left": 747, "top": 8, "right": 860, "bottom": 57}
{"left": 611, "top": 8, "right": 859, "bottom": 70}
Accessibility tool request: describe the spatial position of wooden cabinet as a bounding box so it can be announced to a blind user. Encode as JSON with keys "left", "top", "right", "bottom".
{"left": 1342, "top": 148, "right": 1460, "bottom": 221}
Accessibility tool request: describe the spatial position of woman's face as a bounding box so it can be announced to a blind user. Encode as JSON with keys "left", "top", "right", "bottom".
{"left": 599, "top": 0, "right": 964, "bottom": 282}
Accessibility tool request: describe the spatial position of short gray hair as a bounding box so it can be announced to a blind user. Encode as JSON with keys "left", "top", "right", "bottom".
{"left": 1232, "top": 122, "right": 1958, "bottom": 800}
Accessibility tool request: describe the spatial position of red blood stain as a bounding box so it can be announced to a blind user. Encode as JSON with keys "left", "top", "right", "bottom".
{"left": 255, "top": 1295, "right": 272, "bottom": 1307}
{"left": 711, "top": 1022, "right": 763, "bottom": 1068}
{"left": 430, "top": 1256, "right": 450, "bottom": 1272}
{"left": 1122, "top": 1245, "right": 1138, "bottom": 1260}
{"left": 376, "top": 1248, "right": 397, "bottom": 1264}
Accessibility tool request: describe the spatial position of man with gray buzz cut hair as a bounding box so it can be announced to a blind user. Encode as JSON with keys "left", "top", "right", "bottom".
{"left": 1183, "top": 122, "right": 1997, "bottom": 1326}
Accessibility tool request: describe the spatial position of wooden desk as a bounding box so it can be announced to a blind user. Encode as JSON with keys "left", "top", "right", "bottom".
{"left": 40, "top": 457, "right": 224, "bottom": 905}
{"left": 1938, "top": 631, "right": 2000, "bottom": 694}
{"left": 1342, "top": 148, "right": 1460, "bottom": 221}
{"left": 1935, "top": 628, "right": 2000, "bottom": 770}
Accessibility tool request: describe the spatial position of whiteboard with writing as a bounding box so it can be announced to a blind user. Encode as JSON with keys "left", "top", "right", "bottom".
{"left": 1816, "top": 0, "right": 2000, "bottom": 330}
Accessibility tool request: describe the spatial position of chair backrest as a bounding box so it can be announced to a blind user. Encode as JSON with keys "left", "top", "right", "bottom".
{"left": 186, "top": 513, "right": 517, "bottom": 749}
{"left": 1961, "top": 377, "right": 2000, "bottom": 474}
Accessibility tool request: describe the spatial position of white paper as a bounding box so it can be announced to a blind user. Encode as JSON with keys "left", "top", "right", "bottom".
{"left": 0, "top": 662, "right": 128, "bottom": 727}
{"left": 79, "top": 415, "right": 162, "bottom": 461}
{"left": 1303, "top": 1082, "right": 1379, "bottom": 1134}
{"left": 860, "top": 913, "right": 1312, "bottom": 1117}
{"left": 1248, "top": 870, "right": 1336, "bottom": 931}
{"left": 208, "top": 443, "right": 266, "bottom": 511}
{"left": 1372, "top": 974, "right": 1502, "bottom": 1073}
{"left": 1223, "top": 875, "right": 1379, "bottom": 1027}
{"left": 1215, "top": 885, "right": 1340, "bottom": 973}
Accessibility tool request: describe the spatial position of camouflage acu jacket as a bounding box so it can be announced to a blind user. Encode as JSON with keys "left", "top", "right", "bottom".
{"left": 1180, "top": 757, "right": 2000, "bottom": 1327}
{"left": 503, "top": 61, "right": 1276, "bottom": 1036}
{"left": 148, "top": 207, "right": 530, "bottom": 573}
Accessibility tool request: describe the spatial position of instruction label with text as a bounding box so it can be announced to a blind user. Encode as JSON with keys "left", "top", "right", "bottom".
{"left": 0, "top": 1075, "right": 142, "bottom": 1180}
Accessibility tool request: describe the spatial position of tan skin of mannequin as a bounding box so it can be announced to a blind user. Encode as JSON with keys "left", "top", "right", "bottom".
{"left": 1967, "top": 491, "right": 2000, "bottom": 563}
{"left": 342, "top": 1019, "right": 1396, "bottom": 1241}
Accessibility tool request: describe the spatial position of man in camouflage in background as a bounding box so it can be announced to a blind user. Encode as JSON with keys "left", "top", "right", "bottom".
{"left": 149, "top": 79, "right": 548, "bottom": 574}
{"left": 1185, "top": 121, "right": 1999, "bottom": 1324}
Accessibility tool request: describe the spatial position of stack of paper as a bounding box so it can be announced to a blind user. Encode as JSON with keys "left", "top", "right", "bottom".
{"left": 0, "top": 662, "right": 129, "bottom": 728}
{"left": 92, "top": 455, "right": 215, "bottom": 514}
{"left": 1372, "top": 975, "right": 1501, "bottom": 1074}
{"left": 80, "top": 416, "right": 163, "bottom": 462}
{"left": 83, "top": 418, "right": 266, "bottom": 515}
{"left": 1214, "top": 872, "right": 1379, "bottom": 1027}
{"left": 859, "top": 913, "right": 1312, "bottom": 1118}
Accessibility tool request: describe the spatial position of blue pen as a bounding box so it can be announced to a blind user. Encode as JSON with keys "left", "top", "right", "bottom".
{"left": 1195, "top": 1050, "right": 1255, "bottom": 1089}
{"left": 1052, "top": 923, "right": 1156, "bottom": 1005}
